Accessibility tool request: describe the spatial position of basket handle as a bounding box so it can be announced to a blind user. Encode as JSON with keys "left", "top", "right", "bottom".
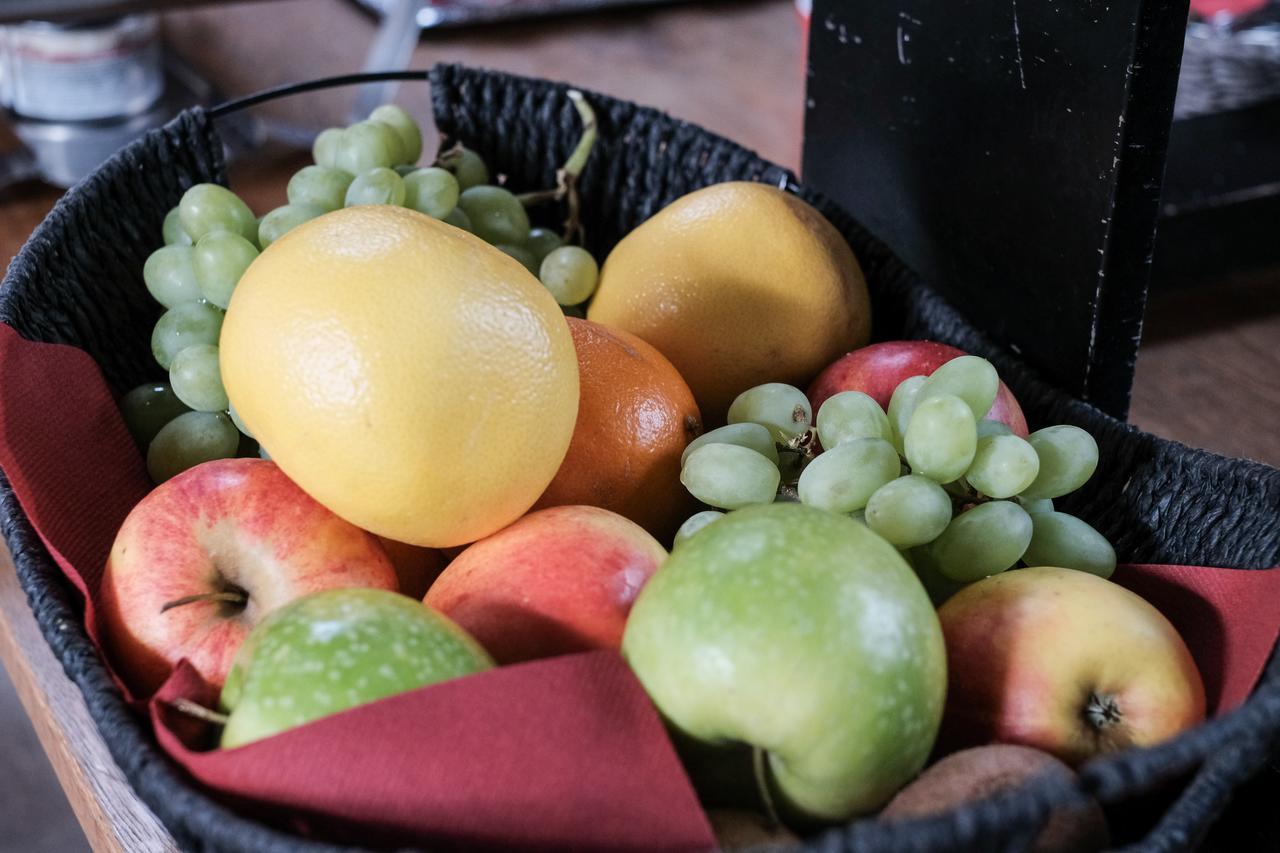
{"left": 208, "top": 70, "right": 432, "bottom": 120}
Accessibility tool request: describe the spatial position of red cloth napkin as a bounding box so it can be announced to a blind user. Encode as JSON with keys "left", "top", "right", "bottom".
{"left": 2, "top": 322, "right": 1279, "bottom": 847}
{"left": 0, "top": 325, "right": 714, "bottom": 850}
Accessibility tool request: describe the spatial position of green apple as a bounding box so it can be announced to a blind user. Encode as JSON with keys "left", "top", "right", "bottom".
{"left": 621, "top": 503, "right": 946, "bottom": 823}
{"left": 219, "top": 588, "right": 493, "bottom": 748}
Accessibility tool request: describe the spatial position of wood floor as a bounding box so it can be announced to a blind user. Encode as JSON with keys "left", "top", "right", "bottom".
{"left": 0, "top": 1, "right": 1275, "bottom": 850}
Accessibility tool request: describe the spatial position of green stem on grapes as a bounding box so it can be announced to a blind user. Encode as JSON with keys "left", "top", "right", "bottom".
{"left": 751, "top": 746, "right": 783, "bottom": 829}
{"left": 166, "top": 697, "right": 230, "bottom": 727}
{"left": 516, "top": 89, "right": 598, "bottom": 244}
{"left": 160, "top": 591, "right": 248, "bottom": 614}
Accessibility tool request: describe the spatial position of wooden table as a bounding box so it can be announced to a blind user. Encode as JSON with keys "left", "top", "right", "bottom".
{"left": 1, "top": 1, "right": 1277, "bottom": 850}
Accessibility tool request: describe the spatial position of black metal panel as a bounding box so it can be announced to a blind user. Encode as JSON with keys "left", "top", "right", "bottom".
{"left": 803, "top": 0, "right": 1190, "bottom": 418}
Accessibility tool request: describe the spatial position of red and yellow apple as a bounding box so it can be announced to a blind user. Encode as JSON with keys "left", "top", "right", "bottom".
{"left": 424, "top": 505, "right": 666, "bottom": 664}
{"left": 101, "top": 458, "right": 398, "bottom": 696}
{"left": 936, "top": 567, "right": 1205, "bottom": 765}
{"left": 809, "top": 340, "right": 1028, "bottom": 435}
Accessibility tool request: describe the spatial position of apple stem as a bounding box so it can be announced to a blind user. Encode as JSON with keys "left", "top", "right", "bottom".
{"left": 160, "top": 591, "right": 248, "bottom": 614}
{"left": 166, "top": 697, "right": 230, "bottom": 727}
{"left": 751, "top": 745, "right": 783, "bottom": 830}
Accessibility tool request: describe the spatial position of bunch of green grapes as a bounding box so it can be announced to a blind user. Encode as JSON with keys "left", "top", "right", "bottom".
{"left": 675, "top": 355, "right": 1116, "bottom": 601}
{"left": 123, "top": 104, "right": 601, "bottom": 485}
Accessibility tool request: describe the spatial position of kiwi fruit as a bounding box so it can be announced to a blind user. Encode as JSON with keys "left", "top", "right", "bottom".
{"left": 706, "top": 808, "right": 799, "bottom": 852}
{"left": 880, "top": 744, "right": 1108, "bottom": 852}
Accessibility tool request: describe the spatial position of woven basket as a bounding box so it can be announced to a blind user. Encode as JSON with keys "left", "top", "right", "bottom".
{"left": 2, "top": 63, "right": 1279, "bottom": 852}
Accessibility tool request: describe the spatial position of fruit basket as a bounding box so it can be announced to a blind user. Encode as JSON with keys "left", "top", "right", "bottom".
{"left": 1, "top": 62, "right": 1279, "bottom": 851}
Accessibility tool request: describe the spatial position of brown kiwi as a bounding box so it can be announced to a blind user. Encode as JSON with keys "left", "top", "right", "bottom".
{"left": 880, "top": 744, "right": 1108, "bottom": 852}
{"left": 706, "top": 808, "right": 800, "bottom": 852}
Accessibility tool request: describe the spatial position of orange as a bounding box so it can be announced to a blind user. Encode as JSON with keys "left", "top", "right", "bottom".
{"left": 587, "top": 181, "right": 870, "bottom": 422}
{"left": 534, "top": 318, "right": 703, "bottom": 540}
{"left": 221, "top": 206, "right": 579, "bottom": 547}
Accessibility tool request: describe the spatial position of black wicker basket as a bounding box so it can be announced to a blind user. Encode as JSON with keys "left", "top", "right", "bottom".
{"left": 2, "top": 63, "right": 1280, "bottom": 852}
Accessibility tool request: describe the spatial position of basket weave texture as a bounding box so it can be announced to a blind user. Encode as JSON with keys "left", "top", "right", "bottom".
{"left": 0, "top": 63, "right": 1278, "bottom": 852}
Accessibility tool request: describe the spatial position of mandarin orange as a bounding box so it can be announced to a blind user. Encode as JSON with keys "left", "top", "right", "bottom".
{"left": 534, "top": 318, "right": 703, "bottom": 540}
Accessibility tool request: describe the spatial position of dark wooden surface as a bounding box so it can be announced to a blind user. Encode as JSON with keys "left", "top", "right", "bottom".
{"left": 0, "top": 1, "right": 1276, "bottom": 851}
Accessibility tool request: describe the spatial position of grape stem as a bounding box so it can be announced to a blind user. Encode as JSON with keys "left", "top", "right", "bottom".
{"left": 165, "top": 697, "right": 230, "bottom": 727}
{"left": 515, "top": 89, "right": 598, "bottom": 244}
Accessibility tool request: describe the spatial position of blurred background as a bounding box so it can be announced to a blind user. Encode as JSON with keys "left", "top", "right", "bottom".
{"left": 0, "top": 0, "right": 1275, "bottom": 850}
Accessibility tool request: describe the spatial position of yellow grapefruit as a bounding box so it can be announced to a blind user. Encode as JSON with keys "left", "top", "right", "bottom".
{"left": 220, "top": 206, "right": 579, "bottom": 547}
{"left": 586, "top": 182, "right": 870, "bottom": 422}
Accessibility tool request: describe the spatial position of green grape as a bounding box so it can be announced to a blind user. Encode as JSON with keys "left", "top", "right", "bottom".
{"left": 345, "top": 167, "right": 406, "bottom": 207}
{"left": 526, "top": 227, "right": 563, "bottom": 264}
{"left": 258, "top": 444, "right": 272, "bottom": 461}
{"left": 904, "top": 394, "right": 978, "bottom": 483}
{"left": 163, "top": 207, "right": 191, "bottom": 246}
{"left": 443, "top": 206, "right": 472, "bottom": 232}
{"left": 228, "top": 403, "right": 253, "bottom": 438}
{"left": 976, "top": 418, "right": 1013, "bottom": 439}
{"left": 151, "top": 301, "right": 224, "bottom": 370}
{"left": 258, "top": 203, "right": 325, "bottom": 248}
{"left": 1022, "top": 511, "right": 1117, "bottom": 578}
{"left": 674, "top": 510, "right": 725, "bottom": 547}
{"left": 394, "top": 164, "right": 418, "bottom": 177}
{"left": 193, "top": 231, "right": 258, "bottom": 309}
{"left": 681, "top": 422, "right": 779, "bottom": 467}
{"left": 1022, "top": 425, "right": 1099, "bottom": 499}
{"left": 907, "top": 546, "right": 969, "bottom": 607}
{"left": 919, "top": 355, "right": 999, "bottom": 420}
{"left": 816, "top": 391, "right": 892, "bottom": 448}
{"left": 680, "top": 444, "right": 780, "bottom": 510}
{"left": 797, "top": 437, "right": 899, "bottom": 513}
{"left": 312, "top": 128, "right": 345, "bottom": 168}
{"left": 143, "top": 245, "right": 201, "bottom": 308}
{"left": 119, "top": 382, "right": 190, "bottom": 448}
{"left": 146, "top": 411, "right": 239, "bottom": 483}
{"left": 930, "top": 500, "right": 1033, "bottom": 582}
{"left": 727, "top": 383, "right": 812, "bottom": 441}
{"left": 540, "top": 246, "right": 599, "bottom": 306}
{"left": 864, "top": 474, "right": 952, "bottom": 549}
{"left": 369, "top": 104, "right": 424, "bottom": 164}
{"left": 335, "top": 121, "right": 400, "bottom": 174}
{"left": 402, "top": 167, "right": 460, "bottom": 218}
{"left": 888, "top": 375, "right": 927, "bottom": 452}
{"left": 849, "top": 509, "right": 867, "bottom": 526}
{"left": 1017, "top": 496, "right": 1054, "bottom": 514}
{"left": 178, "top": 183, "right": 257, "bottom": 243}
{"left": 169, "top": 344, "right": 228, "bottom": 412}
{"left": 287, "top": 165, "right": 354, "bottom": 212}
{"left": 458, "top": 185, "right": 530, "bottom": 245}
{"left": 965, "top": 434, "right": 1040, "bottom": 499}
{"left": 439, "top": 145, "right": 490, "bottom": 190}
{"left": 497, "top": 243, "right": 540, "bottom": 276}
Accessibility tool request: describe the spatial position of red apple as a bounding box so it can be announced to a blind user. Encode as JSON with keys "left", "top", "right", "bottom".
{"left": 936, "top": 567, "right": 1205, "bottom": 766}
{"left": 375, "top": 536, "right": 446, "bottom": 599}
{"left": 101, "top": 458, "right": 398, "bottom": 696}
{"left": 808, "top": 341, "right": 1028, "bottom": 436}
{"left": 423, "top": 505, "right": 667, "bottom": 664}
